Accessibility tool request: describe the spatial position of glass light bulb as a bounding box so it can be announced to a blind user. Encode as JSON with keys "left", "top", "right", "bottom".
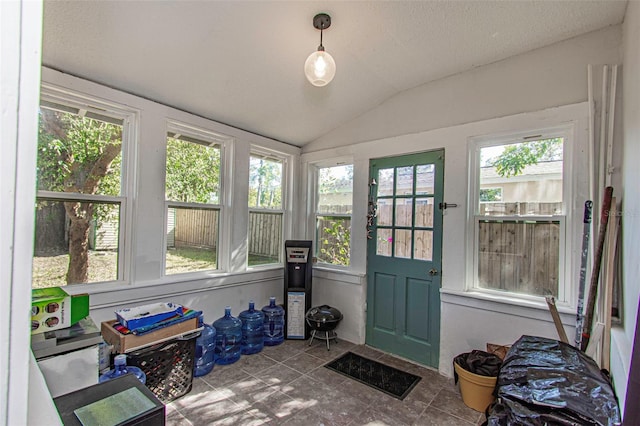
{"left": 314, "top": 56, "right": 327, "bottom": 78}
{"left": 304, "top": 50, "right": 336, "bottom": 87}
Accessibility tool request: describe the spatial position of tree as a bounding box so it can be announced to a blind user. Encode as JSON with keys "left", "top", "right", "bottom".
{"left": 319, "top": 220, "right": 351, "bottom": 266}
{"left": 165, "top": 137, "right": 220, "bottom": 203}
{"left": 38, "top": 108, "right": 122, "bottom": 284}
{"left": 488, "top": 138, "right": 562, "bottom": 178}
{"left": 249, "top": 157, "right": 281, "bottom": 208}
{"left": 318, "top": 165, "right": 353, "bottom": 195}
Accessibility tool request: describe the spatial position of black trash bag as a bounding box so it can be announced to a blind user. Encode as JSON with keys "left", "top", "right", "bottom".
{"left": 453, "top": 350, "right": 503, "bottom": 384}
{"left": 486, "top": 335, "right": 621, "bottom": 426}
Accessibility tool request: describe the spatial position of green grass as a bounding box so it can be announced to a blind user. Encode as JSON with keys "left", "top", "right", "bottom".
{"left": 32, "top": 251, "right": 118, "bottom": 288}
{"left": 165, "top": 246, "right": 217, "bottom": 275}
{"left": 32, "top": 247, "right": 280, "bottom": 288}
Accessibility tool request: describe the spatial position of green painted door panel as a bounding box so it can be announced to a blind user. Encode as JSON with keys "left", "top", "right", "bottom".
{"left": 366, "top": 150, "right": 444, "bottom": 368}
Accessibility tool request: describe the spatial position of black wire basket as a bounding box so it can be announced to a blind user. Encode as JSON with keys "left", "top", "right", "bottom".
{"left": 126, "top": 330, "right": 200, "bottom": 403}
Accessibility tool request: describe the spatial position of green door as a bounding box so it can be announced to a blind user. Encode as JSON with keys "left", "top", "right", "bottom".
{"left": 366, "top": 150, "right": 444, "bottom": 368}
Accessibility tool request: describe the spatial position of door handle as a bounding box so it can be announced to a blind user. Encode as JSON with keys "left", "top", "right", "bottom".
{"left": 428, "top": 268, "right": 438, "bottom": 276}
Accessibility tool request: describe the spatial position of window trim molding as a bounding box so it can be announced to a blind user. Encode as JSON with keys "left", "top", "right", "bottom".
{"left": 163, "top": 120, "right": 232, "bottom": 276}
{"left": 36, "top": 85, "right": 139, "bottom": 286}
{"left": 466, "top": 123, "right": 576, "bottom": 304}
{"left": 310, "top": 159, "right": 354, "bottom": 269}
{"left": 246, "top": 145, "right": 292, "bottom": 269}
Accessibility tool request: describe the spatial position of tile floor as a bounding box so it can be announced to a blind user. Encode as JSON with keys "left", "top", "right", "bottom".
{"left": 165, "top": 338, "right": 486, "bottom": 425}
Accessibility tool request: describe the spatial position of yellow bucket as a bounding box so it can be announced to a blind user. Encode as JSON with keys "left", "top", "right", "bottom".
{"left": 454, "top": 362, "right": 497, "bottom": 412}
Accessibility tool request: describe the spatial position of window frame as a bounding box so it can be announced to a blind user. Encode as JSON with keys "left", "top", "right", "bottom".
{"left": 163, "top": 120, "right": 232, "bottom": 276}
{"left": 34, "top": 84, "right": 138, "bottom": 287}
{"left": 467, "top": 124, "right": 574, "bottom": 303}
{"left": 247, "top": 147, "right": 288, "bottom": 269}
{"left": 311, "top": 159, "right": 354, "bottom": 270}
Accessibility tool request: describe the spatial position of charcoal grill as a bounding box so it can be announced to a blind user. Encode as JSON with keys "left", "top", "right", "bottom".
{"left": 305, "top": 305, "right": 343, "bottom": 350}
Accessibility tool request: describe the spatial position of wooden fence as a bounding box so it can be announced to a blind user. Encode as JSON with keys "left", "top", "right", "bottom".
{"left": 248, "top": 212, "right": 282, "bottom": 257}
{"left": 170, "top": 208, "right": 219, "bottom": 249}
{"left": 479, "top": 202, "right": 561, "bottom": 216}
{"left": 477, "top": 220, "right": 560, "bottom": 296}
{"left": 167, "top": 208, "right": 284, "bottom": 258}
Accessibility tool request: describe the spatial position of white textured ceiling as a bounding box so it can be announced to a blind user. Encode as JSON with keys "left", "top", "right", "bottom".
{"left": 42, "top": 1, "right": 627, "bottom": 147}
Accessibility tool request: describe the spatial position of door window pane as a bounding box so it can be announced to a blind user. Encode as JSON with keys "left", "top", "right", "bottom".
{"left": 415, "top": 198, "right": 434, "bottom": 228}
{"left": 377, "top": 199, "right": 393, "bottom": 226}
{"left": 376, "top": 228, "right": 392, "bottom": 257}
{"left": 394, "top": 229, "right": 412, "bottom": 259}
{"left": 395, "top": 199, "right": 413, "bottom": 227}
{"left": 377, "top": 168, "right": 394, "bottom": 196}
{"left": 396, "top": 166, "right": 414, "bottom": 195}
{"left": 416, "top": 164, "right": 435, "bottom": 195}
{"left": 414, "top": 230, "right": 433, "bottom": 261}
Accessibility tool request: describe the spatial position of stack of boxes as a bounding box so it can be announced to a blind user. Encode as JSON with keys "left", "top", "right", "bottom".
{"left": 31, "top": 287, "right": 100, "bottom": 397}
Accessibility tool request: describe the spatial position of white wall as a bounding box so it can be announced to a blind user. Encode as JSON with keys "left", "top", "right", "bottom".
{"left": 301, "top": 25, "right": 622, "bottom": 379}
{"left": 1, "top": 1, "right": 46, "bottom": 424}
{"left": 304, "top": 103, "right": 589, "bottom": 372}
{"left": 611, "top": 0, "right": 640, "bottom": 414}
{"left": 306, "top": 25, "right": 621, "bottom": 152}
{"left": 311, "top": 270, "right": 366, "bottom": 344}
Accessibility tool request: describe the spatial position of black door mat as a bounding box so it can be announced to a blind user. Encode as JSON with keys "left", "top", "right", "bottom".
{"left": 324, "top": 351, "right": 421, "bottom": 400}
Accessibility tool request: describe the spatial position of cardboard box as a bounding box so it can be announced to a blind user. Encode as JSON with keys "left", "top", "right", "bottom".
{"left": 101, "top": 317, "right": 198, "bottom": 353}
{"left": 31, "top": 287, "right": 90, "bottom": 335}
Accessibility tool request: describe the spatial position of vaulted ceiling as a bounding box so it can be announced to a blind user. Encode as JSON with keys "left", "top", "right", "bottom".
{"left": 42, "top": 1, "right": 627, "bottom": 147}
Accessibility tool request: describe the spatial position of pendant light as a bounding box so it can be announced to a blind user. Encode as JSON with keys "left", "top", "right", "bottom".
{"left": 304, "top": 13, "right": 336, "bottom": 87}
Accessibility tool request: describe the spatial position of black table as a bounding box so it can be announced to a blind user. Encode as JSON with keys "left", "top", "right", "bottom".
{"left": 53, "top": 374, "right": 165, "bottom": 426}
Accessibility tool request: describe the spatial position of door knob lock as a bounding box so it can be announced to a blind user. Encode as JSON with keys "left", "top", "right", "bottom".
{"left": 428, "top": 268, "right": 438, "bottom": 276}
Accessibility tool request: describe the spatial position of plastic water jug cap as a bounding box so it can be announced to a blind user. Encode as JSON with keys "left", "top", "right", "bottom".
{"left": 114, "top": 354, "right": 127, "bottom": 366}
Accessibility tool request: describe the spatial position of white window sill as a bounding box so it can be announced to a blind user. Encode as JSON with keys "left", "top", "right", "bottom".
{"left": 440, "top": 288, "right": 575, "bottom": 323}
{"left": 312, "top": 266, "right": 365, "bottom": 285}
{"left": 62, "top": 268, "right": 284, "bottom": 310}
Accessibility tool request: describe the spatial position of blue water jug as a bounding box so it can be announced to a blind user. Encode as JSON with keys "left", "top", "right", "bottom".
{"left": 239, "top": 301, "right": 264, "bottom": 355}
{"left": 194, "top": 315, "right": 216, "bottom": 377}
{"left": 99, "top": 354, "right": 146, "bottom": 384}
{"left": 213, "top": 306, "right": 242, "bottom": 365}
{"left": 262, "top": 297, "right": 284, "bottom": 346}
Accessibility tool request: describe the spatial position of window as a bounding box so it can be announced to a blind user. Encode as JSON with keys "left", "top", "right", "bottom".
{"left": 479, "top": 187, "right": 503, "bottom": 202}
{"left": 33, "top": 93, "right": 133, "bottom": 288}
{"left": 165, "top": 123, "right": 224, "bottom": 275}
{"left": 248, "top": 152, "right": 284, "bottom": 267}
{"left": 470, "top": 128, "right": 569, "bottom": 298}
{"left": 315, "top": 164, "right": 353, "bottom": 266}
